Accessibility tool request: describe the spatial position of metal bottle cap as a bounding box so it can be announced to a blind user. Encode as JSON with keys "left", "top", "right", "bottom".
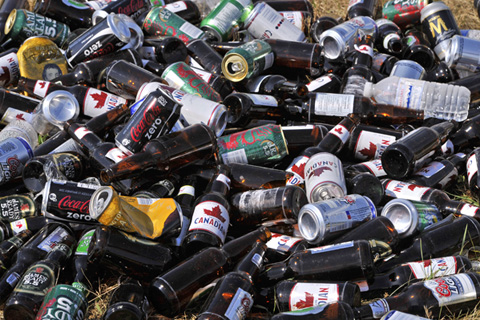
{"left": 381, "top": 198, "right": 418, "bottom": 238}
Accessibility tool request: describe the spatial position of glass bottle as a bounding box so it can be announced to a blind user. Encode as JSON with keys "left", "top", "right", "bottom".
{"left": 34, "top": 0, "right": 95, "bottom": 30}
{"left": 271, "top": 301, "right": 355, "bottom": 320}
{"left": 0, "top": 230, "right": 33, "bottom": 273}
{"left": 375, "top": 19, "right": 404, "bottom": 55}
{"left": 103, "top": 278, "right": 149, "bottom": 320}
{"left": 245, "top": 74, "right": 308, "bottom": 100}
{"left": 341, "top": 35, "right": 375, "bottom": 96}
{"left": 0, "top": 89, "right": 41, "bottom": 125}
{"left": 347, "top": 0, "right": 379, "bottom": 19}
{"left": 451, "top": 113, "right": 480, "bottom": 151}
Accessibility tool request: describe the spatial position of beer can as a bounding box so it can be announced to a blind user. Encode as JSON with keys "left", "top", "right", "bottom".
{"left": 304, "top": 152, "right": 347, "bottom": 203}
{"left": 217, "top": 124, "right": 288, "bottom": 165}
{"left": 0, "top": 195, "right": 37, "bottom": 222}
{"left": 89, "top": 186, "right": 183, "bottom": 240}
{"left": 200, "top": 0, "right": 252, "bottom": 42}
{"left": 390, "top": 60, "right": 426, "bottom": 79}
{"left": 41, "top": 179, "right": 101, "bottom": 224}
{"left": 36, "top": 284, "right": 88, "bottom": 320}
{"left": 221, "top": 39, "right": 274, "bottom": 82}
{"left": 381, "top": 198, "right": 442, "bottom": 239}
{"left": 65, "top": 13, "right": 143, "bottom": 67}
{"left": 161, "top": 61, "right": 222, "bottom": 102}
{"left": 444, "top": 35, "right": 480, "bottom": 72}
{"left": 244, "top": 2, "right": 306, "bottom": 42}
{"left": 114, "top": 89, "right": 182, "bottom": 155}
{"left": 0, "top": 49, "right": 20, "bottom": 87}
{"left": 0, "top": 137, "right": 33, "bottom": 185}
{"left": 382, "top": 0, "right": 430, "bottom": 29}
{"left": 100, "top": 0, "right": 151, "bottom": 22}
{"left": 142, "top": 7, "right": 205, "bottom": 43}
{"left": 5, "top": 9, "right": 70, "bottom": 47}
{"left": 298, "top": 194, "right": 377, "bottom": 245}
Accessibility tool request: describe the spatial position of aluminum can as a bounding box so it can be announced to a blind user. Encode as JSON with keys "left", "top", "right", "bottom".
{"left": 298, "top": 194, "right": 377, "bottom": 245}
{"left": 35, "top": 284, "right": 88, "bottom": 320}
{"left": 41, "top": 179, "right": 101, "bottom": 223}
{"left": 99, "top": 0, "right": 151, "bottom": 22}
{"left": 390, "top": 60, "right": 426, "bottom": 79}
{"left": 244, "top": 2, "right": 306, "bottom": 42}
{"left": 114, "top": 89, "right": 181, "bottom": 155}
{"left": 382, "top": 0, "right": 430, "bottom": 29}
{"left": 0, "top": 137, "right": 33, "bottom": 185}
{"left": 444, "top": 35, "right": 480, "bottom": 72}
{"left": 304, "top": 152, "right": 347, "bottom": 203}
{"left": 217, "top": 124, "right": 288, "bottom": 165}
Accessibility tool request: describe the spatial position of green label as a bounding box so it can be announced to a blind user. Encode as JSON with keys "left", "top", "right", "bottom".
{"left": 37, "top": 284, "right": 88, "bottom": 320}
{"left": 412, "top": 200, "right": 441, "bottom": 232}
{"left": 14, "top": 263, "right": 55, "bottom": 296}
{"left": 75, "top": 229, "right": 95, "bottom": 256}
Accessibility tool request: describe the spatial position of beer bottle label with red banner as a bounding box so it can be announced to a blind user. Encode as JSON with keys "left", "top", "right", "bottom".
{"left": 288, "top": 283, "right": 340, "bottom": 311}
{"left": 188, "top": 200, "right": 230, "bottom": 243}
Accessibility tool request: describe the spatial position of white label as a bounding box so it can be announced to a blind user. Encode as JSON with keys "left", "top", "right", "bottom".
{"left": 211, "top": 2, "right": 241, "bottom": 34}
{"left": 405, "top": 256, "right": 457, "bottom": 279}
{"left": 359, "top": 159, "right": 387, "bottom": 177}
{"left": 1, "top": 109, "right": 33, "bottom": 124}
{"left": 178, "top": 185, "right": 195, "bottom": 197}
{"left": 10, "top": 219, "right": 27, "bottom": 234}
{"left": 441, "top": 140, "right": 454, "bottom": 156}
{"left": 383, "top": 33, "right": 401, "bottom": 50}
{"left": 163, "top": 70, "right": 185, "bottom": 89}
{"left": 396, "top": 78, "right": 425, "bottom": 110}
{"left": 354, "top": 131, "right": 397, "bottom": 161}
{"left": 83, "top": 88, "right": 126, "bottom": 117}
{"left": 424, "top": 274, "right": 477, "bottom": 307}
{"left": 164, "top": 1, "right": 187, "bottom": 12}
{"left": 136, "top": 198, "right": 158, "bottom": 205}
{"left": 179, "top": 21, "right": 204, "bottom": 40}
{"left": 266, "top": 233, "right": 303, "bottom": 253}
{"left": 355, "top": 279, "right": 369, "bottom": 292}
{"left": 459, "top": 203, "right": 479, "bottom": 217}
{"left": 289, "top": 283, "right": 339, "bottom": 311}
{"left": 251, "top": 253, "right": 263, "bottom": 269}
{"left": 384, "top": 180, "right": 430, "bottom": 201}
{"left": 216, "top": 173, "right": 231, "bottom": 189}
{"left": 314, "top": 93, "right": 355, "bottom": 116}
{"left": 306, "top": 75, "right": 332, "bottom": 92}
{"left": 221, "top": 149, "right": 248, "bottom": 164}
{"left": 0, "top": 52, "right": 19, "bottom": 87}
{"left": 467, "top": 153, "right": 478, "bottom": 185}
{"left": 329, "top": 124, "right": 350, "bottom": 144}
{"left": 286, "top": 155, "right": 309, "bottom": 179}
{"left": 279, "top": 11, "right": 303, "bottom": 30}
{"left": 369, "top": 299, "right": 389, "bottom": 319}
{"left": 309, "top": 241, "right": 354, "bottom": 254}
{"left": 74, "top": 127, "right": 92, "bottom": 140}
{"left": 224, "top": 287, "right": 253, "bottom": 320}
{"left": 192, "top": 68, "right": 213, "bottom": 83}
{"left": 33, "top": 80, "right": 51, "bottom": 97}
{"left": 105, "top": 148, "right": 129, "bottom": 163}
{"left": 414, "top": 161, "right": 445, "bottom": 178}
{"left": 245, "top": 94, "right": 278, "bottom": 107}
{"left": 189, "top": 201, "right": 229, "bottom": 242}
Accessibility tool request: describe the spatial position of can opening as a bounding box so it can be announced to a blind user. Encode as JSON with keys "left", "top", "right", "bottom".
{"left": 227, "top": 62, "right": 244, "bottom": 74}
{"left": 298, "top": 210, "right": 318, "bottom": 241}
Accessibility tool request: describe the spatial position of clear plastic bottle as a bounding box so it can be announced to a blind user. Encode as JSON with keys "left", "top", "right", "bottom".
{"left": 363, "top": 76, "right": 470, "bottom": 121}
{"left": 0, "top": 120, "right": 38, "bottom": 148}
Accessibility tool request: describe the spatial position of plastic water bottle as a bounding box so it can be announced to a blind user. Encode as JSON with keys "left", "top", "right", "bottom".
{"left": 363, "top": 76, "right": 470, "bottom": 121}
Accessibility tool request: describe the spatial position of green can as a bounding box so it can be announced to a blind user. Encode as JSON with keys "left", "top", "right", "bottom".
{"left": 200, "top": 0, "right": 253, "bottom": 42}
{"left": 161, "top": 61, "right": 222, "bottom": 102}
{"left": 5, "top": 9, "right": 70, "bottom": 48}
{"left": 221, "top": 39, "right": 274, "bottom": 82}
{"left": 382, "top": 0, "right": 430, "bottom": 29}
{"left": 217, "top": 124, "right": 288, "bottom": 165}
{"left": 142, "top": 7, "right": 205, "bottom": 44}
{"left": 35, "top": 284, "right": 88, "bottom": 320}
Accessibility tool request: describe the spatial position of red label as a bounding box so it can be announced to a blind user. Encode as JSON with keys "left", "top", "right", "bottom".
{"left": 58, "top": 196, "right": 90, "bottom": 214}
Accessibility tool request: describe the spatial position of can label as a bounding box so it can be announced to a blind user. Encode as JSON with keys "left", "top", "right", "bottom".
{"left": 37, "top": 226, "right": 70, "bottom": 252}
{"left": 405, "top": 256, "right": 457, "bottom": 280}
{"left": 17, "top": 10, "right": 70, "bottom": 47}
{"left": 422, "top": 7, "right": 459, "bottom": 46}
{"left": 0, "top": 52, "right": 20, "bottom": 87}
{"left": 224, "top": 287, "right": 253, "bottom": 320}
{"left": 218, "top": 124, "right": 288, "bottom": 165}
{"left": 75, "top": 229, "right": 95, "bottom": 256}
{"left": 0, "top": 195, "right": 36, "bottom": 221}
{"left": 359, "top": 159, "right": 387, "bottom": 177}
{"left": 201, "top": 1, "right": 242, "bottom": 39}
{"left": 382, "top": 0, "right": 428, "bottom": 28}
{"left": 83, "top": 88, "right": 126, "bottom": 117}
{"left": 384, "top": 180, "right": 430, "bottom": 201}
{"left": 279, "top": 11, "right": 305, "bottom": 30}
{"left": 424, "top": 274, "right": 476, "bottom": 306}
{"left": 36, "top": 284, "right": 88, "bottom": 320}
{"left": 267, "top": 233, "right": 303, "bottom": 253}
{"left": 105, "top": 0, "right": 150, "bottom": 21}
{"left": 304, "top": 153, "right": 346, "bottom": 202}
{"left": 0, "top": 137, "right": 33, "bottom": 184}
{"left": 289, "top": 283, "right": 339, "bottom": 311}
{"left": 189, "top": 200, "right": 229, "bottom": 243}
{"left": 354, "top": 130, "right": 397, "bottom": 161}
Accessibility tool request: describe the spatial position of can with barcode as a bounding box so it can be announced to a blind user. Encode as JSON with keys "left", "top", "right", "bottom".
{"left": 244, "top": 2, "right": 306, "bottom": 42}
{"left": 142, "top": 7, "right": 205, "bottom": 43}
{"left": 200, "top": 0, "right": 252, "bottom": 41}
{"left": 221, "top": 39, "right": 274, "bottom": 82}
{"left": 217, "top": 124, "right": 288, "bottom": 165}
{"left": 41, "top": 179, "right": 101, "bottom": 224}
{"left": 0, "top": 137, "right": 33, "bottom": 185}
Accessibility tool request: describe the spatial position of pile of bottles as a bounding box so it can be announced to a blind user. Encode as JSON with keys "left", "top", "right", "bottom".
{"left": 2, "top": 0, "right": 480, "bottom": 319}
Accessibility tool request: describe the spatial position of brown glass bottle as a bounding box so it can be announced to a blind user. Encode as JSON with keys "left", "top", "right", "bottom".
{"left": 186, "top": 39, "right": 223, "bottom": 75}
{"left": 281, "top": 124, "right": 329, "bottom": 156}
{"left": 372, "top": 52, "right": 399, "bottom": 76}
{"left": 265, "top": 232, "right": 308, "bottom": 263}
{"left": 34, "top": 0, "right": 95, "bottom": 30}
{"left": 183, "top": 165, "right": 231, "bottom": 255}
{"left": 449, "top": 72, "right": 480, "bottom": 103}
{"left": 340, "top": 36, "right": 375, "bottom": 96}
{"left": 271, "top": 301, "right": 354, "bottom": 320}
{"left": 3, "top": 233, "right": 75, "bottom": 320}
{"left": 100, "top": 123, "right": 218, "bottom": 183}
{"left": 103, "top": 278, "right": 148, "bottom": 320}
{"left": 0, "top": 89, "right": 41, "bottom": 124}
{"left": 347, "top": 0, "right": 379, "bottom": 19}
{"left": 451, "top": 113, "right": 480, "bottom": 152}
{"left": 402, "top": 29, "right": 436, "bottom": 71}
{"left": 345, "top": 171, "right": 385, "bottom": 206}
{"left": 196, "top": 242, "right": 267, "bottom": 320}
{"left": 310, "top": 16, "right": 341, "bottom": 43}
{"left": 0, "top": 230, "right": 33, "bottom": 273}
{"left": 245, "top": 74, "right": 308, "bottom": 100}
{"left": 381, "top": 121, "right": 455, "bottom": 180}
{"left": 148, "top": 227, "right": 271, "bottom": 317}
{"left": 375, "top": 19, "right": 404, "bottom": 55}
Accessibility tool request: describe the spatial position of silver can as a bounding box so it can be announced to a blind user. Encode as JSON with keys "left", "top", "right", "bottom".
{"left": 0, "top": 137, "right": 33, "bottom": 185}
{"left": 445, "top": 35, "right": 480, "bottom": 72}
{"left": 304, "top": 152, "right": 347, "bottom": 203}
{"left": 298, "top": 194, "right": 377, "bottom": 245}
{"left": 244, "top": 2, "right": 306, "bottom": 42}
{"left": 390, "top": 60, "right": 426, "bottom": 79}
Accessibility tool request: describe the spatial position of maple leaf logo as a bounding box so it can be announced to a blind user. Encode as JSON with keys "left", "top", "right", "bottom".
{"left": 291, "top": 162, "right": 306, "bottom": 176}
{"left": 38, "top": 81, "right": 46, "bottom": 89}
{"left": 90, "top": 92, "right": 108, "bottom": 109}
{"left": 407, "top": 184, "right": 419, "bottom": 191}
{"left": 15, "top": 221, "right": 23, "bottom": 228}
{"left": 334, "top": 127, "right": 343, "bottom": 134}
{"left": 35, "top": 267, "right": 44, "bottom": 273}
{"left": 0, "top": 66, "right": 10, "bottom": 86}
{"left": 359, "top": 142, "right": 377, "bottom": 159}
{"left": 20, "top": 204, "right": 29, "bottom": 211}
{"left": 294, "top": 292, "right": 314, "bottom": 310}
{"left": 204, "top": 205, "right": 226, "bottom": 223}
{"left": 15, "top": 114, "right": 26, "bottom": 121}
{"left": 307, "top": 166, "right": 332, "bottom": 179}
{"left": 423, "top": 260, "right": 432, "bottom": 268}
{"left": 271, "top": 233, "right": 282, "bottom": 238}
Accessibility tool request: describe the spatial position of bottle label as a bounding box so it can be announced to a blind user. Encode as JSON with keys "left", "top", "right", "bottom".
{"left": 6, "top": 272, "right": 21, "bottom": 287}
{"left": 359, "top": 159, "right": 387, "bottom": 177}
{"left": 396, "top": 78, "right": 425, "bottom": 110}
{"left": 33, "top": 80, "right": 51, "bottom": 97}
{"left": 459, "top": 203, "right": 479, "bottom": 217}
{"left": 75, "top": 229, "right": 95, "bottom": 256}
{"left": 14, "top": 263, "right": 55, "bottom": 296}
{"left": 414, "top": 161, "right": 445, "bottom": 178}
{"left": 10, "top": 218, "right": 27, "bottom": 234}
{"left": 309, "top": 241, "right": 354, "bottom": 254}
{"left": 306, "top": 75, "right": 332, "bottom": 92}
{"left": 289, "top": 283, "right": 339, "bottom": 311}
{"left": 354, "top": 279, "right": 369, "bottom": 292}
{"left": 37, "top": 226, "right": 70, "bottom": 252}
{"left": 354, "top": 131, "right": 397, "bottom": 161}
{"left": 369, "top": 299, "right": 389, "bottom": 319}
{"left": 266, "top": 233, "right": 303, "bottom": 253}
{"left": 237, "top": 188, "right": 281, "bottom": 216}
{"left": 313, "top": 93, "right": 354, "bottom": 116}
{"left": 216, "top": 173, "right": 231, "bottom": 189}
{"left": 467, "top": 153, "right": 478, "bottom": 186}
{"left": 251, "top": 253, "right": 263, "bottom": 269}
{"left": 441, "top": 140, "right": 454, "bottom": 156}
{"left": 73, "top": 127, "right": 93, "bottom": 140}
{"left": 424, "top": 274, "right": 477, "bottom": 307}
{"left": 105, "top": 147, "right": 128, "bottom": 163}
{"left": 286, "top": 155, "right": 310, "bottom": 180}
{"left": 405, "top": 256, "right": 457, "bottom": 279}
{"left": 329, "top": 124, "right": 350, "bottom": 144}
{"left": 83, "top": 88, "right": 126, "bottom": 118}
{"left": 224, "top": 287, "right": 253, "bottom": 320}
{"left": 1, "top": 108, "right": 33, "bottom": 124}
{"left": 244, "top": 94, "right": 278, "bottom": 107}
{"left": 178, "top": 185, "right": 195, "bottom": 197}
{"left": 412, "top": 150, "right": 435, "bottom": 173}
{"left": 189, "top": 200, "right": 230, "bottom": 243}
{"left": 0, "top": 52, "right": 19, "bottom": 87}
{"left": 384, "top": 180, "right": 430, "bottom": 201}
{"left": 164, "top": 1, "right": 187, "bottom": 12}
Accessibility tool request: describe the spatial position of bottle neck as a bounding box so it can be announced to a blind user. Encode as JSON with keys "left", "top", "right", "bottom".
{"left": 66, "top": 122, "right": 103, "bottom": 152}
{"left": 223, "top": 227, "right": 271, "bottom": 264}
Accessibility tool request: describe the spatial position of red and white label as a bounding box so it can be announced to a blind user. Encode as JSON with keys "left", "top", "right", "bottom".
{"left": 354, "top": 131, "right": 397, "bottom": 161}
{"left": 74, "top": 127, "right": 92, "bottom": 140}
{"left": 289, "top": 283, "right": 339, "bottom": 311}
{"left": 359, "top": 159, "right": 387, "bottom": 177}
{"left": 266, "top": 233, "right": 303, "bottom": 253}
{"left": 189, "top": 201, "right": 229, "bottom": 243}
{"left": 424, "top": 274, "right": 476, "bottom": 307}
{"left": 105, "top": 148, "right": 129, "bottom": 163}
{"left": 405, "top": 256, "right": 457, "bottom": 280}
{"left": 467, "top": 153, "right": 478, "bottom": 186}
{"left": 330, "top": 124, "right": 350, "bottom": 144}
{"left": 33, "top": 80, "right": 51, "bottom": 97}
{"left": 384, "top": 180, "right": 430, "bottom": 201}
{"left": 414, "top": 161, "right": 445, "bottom": 178}
{"left": 459, "top": 203, "right": 479, "bottom": 217}
{"left": 286, "top": 155, "right": 310, "bottom": 179}
{"left": 83, "top": 88, "right": 126, "bottom": 118}
{"left": 10, "top": 218, "right": 27, "bottom": 234}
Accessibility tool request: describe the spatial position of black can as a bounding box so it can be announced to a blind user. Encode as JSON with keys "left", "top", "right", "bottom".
{"left": 101, "top": 0, "right": 151, "bottom": 22}
{"left": 41, "top": 179, "right": 101, "bottom": 224}
{"left": 114, "top": 89, "right": 182, "bottom": 155}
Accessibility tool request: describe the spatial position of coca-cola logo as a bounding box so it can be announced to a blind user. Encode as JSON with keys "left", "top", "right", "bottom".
{"left": 130, "top": 101, "right": 164, "bottom": 142}
{"left": 58, "top": 195, "right": 90, "bottom": 213}
{"left": 117, "top": 0, "right": 144, "bottom": 15}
